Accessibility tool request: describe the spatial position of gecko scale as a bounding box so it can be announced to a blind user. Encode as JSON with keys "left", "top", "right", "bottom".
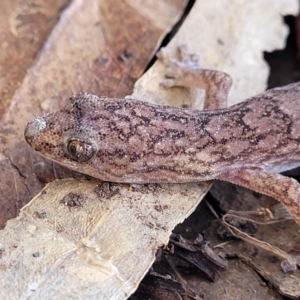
{"left": 25, "top": 46, "right": 300, "bottom": 224}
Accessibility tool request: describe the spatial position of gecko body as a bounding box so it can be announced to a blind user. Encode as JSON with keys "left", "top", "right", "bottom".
{"left": 24, "top": 46, "right": 300, "bottom": 224}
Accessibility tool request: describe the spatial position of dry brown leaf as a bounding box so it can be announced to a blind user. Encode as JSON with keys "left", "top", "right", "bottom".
{"left": 0, "top": 179, "right": 211, "bottom": 299}
{"left": 0, "top": 0, "right": 299, "bottom": 299}
{"left": 0, "top": 0, "right": 70, "bottom": 118}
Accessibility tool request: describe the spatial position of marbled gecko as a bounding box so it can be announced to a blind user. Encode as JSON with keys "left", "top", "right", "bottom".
{"left": 25, "top": 46, "right": 300, "bottom": 224}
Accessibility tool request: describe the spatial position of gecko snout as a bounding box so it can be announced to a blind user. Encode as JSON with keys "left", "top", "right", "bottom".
{"left": 24, "top": 121, "right": 37, "bottom": 146}
{"left": 24, "top": 117, "right": 46, "bottom": 147}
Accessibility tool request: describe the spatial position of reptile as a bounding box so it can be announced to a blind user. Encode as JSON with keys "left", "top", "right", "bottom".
{"left": 25, "top": 45, "right": 300, "bottom": 224}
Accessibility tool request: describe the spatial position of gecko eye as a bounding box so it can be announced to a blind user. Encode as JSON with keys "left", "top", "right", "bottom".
{"left": 65, "top": 138, "right": 96, "bottom": 162}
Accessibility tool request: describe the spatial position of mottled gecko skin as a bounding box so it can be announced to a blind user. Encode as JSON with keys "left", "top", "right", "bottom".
{"left": 25, "top": 46, "right": 300, "bottom": 224}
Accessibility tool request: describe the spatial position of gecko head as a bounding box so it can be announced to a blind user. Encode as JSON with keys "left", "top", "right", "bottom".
{"left": 24, "top": 93, "right": 102, "bottom": 171}
{"left": 24, "top": 115, "right": 100, "bottom": 170}
{"left": 24, "top": 93, "right": 144, "bottom": 181}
